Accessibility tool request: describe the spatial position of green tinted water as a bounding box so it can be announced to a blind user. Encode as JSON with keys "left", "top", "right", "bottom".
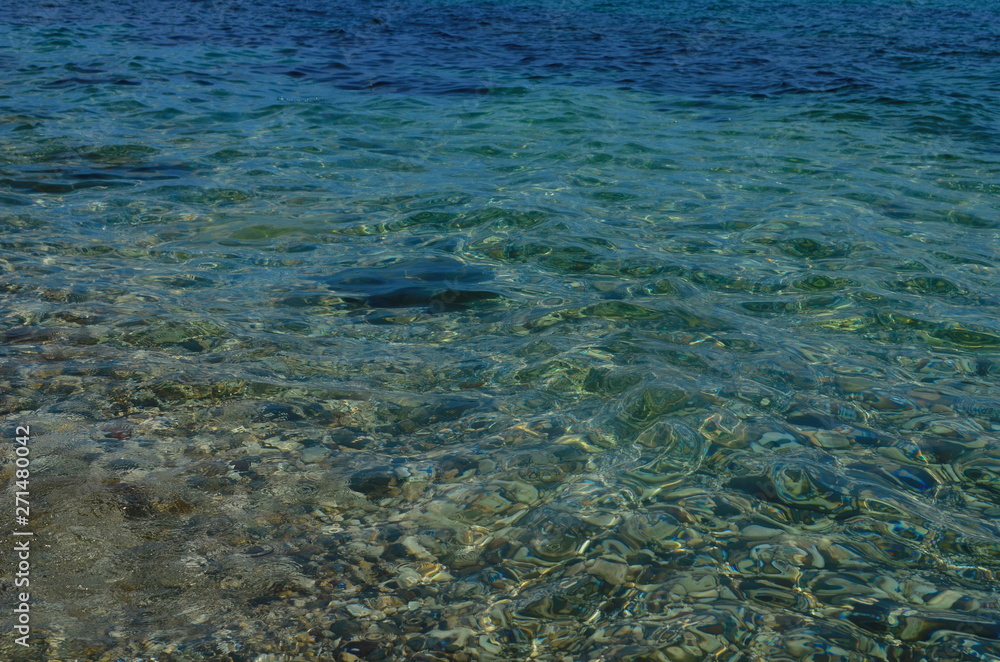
{"left": 2, "top": 0, "right": 1000, "bottom": 660}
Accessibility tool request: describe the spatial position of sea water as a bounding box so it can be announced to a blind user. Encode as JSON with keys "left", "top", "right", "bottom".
{"left": 2, "top": 0, "right": 1000, "bottom": 659}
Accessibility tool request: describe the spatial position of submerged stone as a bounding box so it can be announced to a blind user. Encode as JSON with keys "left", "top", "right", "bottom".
{"left": 349, "top": 468, "right": 402, "bottom": 498}
{"left": 314, "top": 255, "right": 504, "bottom": 311}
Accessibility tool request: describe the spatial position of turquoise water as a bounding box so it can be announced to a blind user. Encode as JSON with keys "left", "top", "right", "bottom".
{"left": 2, "top": 0, "right": 1000, "bottom": 660}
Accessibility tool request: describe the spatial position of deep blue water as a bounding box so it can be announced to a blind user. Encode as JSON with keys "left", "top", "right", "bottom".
{"left": 2, "top": 1, "right": 1000, "bottom": 660}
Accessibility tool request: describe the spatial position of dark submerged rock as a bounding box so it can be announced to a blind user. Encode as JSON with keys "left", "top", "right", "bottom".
{"left": 316, "top": 256, "right": 504, "bottom": 311}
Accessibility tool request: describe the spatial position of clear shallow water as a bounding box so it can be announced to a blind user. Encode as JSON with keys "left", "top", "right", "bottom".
{"left": 2, "top": 0, "right": 1000, "bottom": 660}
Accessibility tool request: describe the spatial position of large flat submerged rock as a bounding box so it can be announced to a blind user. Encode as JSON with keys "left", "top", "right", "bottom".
{"left": 316, "top": 256, "right": 504, "bottom": 310}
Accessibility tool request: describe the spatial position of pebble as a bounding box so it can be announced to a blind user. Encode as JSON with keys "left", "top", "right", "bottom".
{"left": 346, "top": 604, "right": 370, "bottom": 618}
{"left": 582, "top": 513, "right": 619, "bottom": 527}
{"left": 759, "top": 432, "right": 797, "bottom": 445}
{"left": 300, "top": 446, "right": 328, "bottom": 463}
{"left": 401, "top": 536, "right": 434, "bottom": 561}
{"left": 397, "top": 567, "right": 421, "bottom": 589}
{"left": 742, "top": 525, "right": 783, "bottom": 539}
{"left": 588, "top": 559, "right": 628, "bottom": 585}
{"left": 262, "top": 437, "right": 304, "bottom": 452}
{"left": 480, "top": 635, "right": 503, "bottom": 654}
{"left": 498, "top": 480, "right": 538, "bottom": 504}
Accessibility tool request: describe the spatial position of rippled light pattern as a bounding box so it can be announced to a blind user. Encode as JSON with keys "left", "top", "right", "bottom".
{"left": 1, "top": 0, "right": 1000, "bottom": 659}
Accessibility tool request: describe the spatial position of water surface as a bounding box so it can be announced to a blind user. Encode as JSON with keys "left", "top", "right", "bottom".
{"left": 2, "top": 0, "right": 1000, "bottom": 660}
